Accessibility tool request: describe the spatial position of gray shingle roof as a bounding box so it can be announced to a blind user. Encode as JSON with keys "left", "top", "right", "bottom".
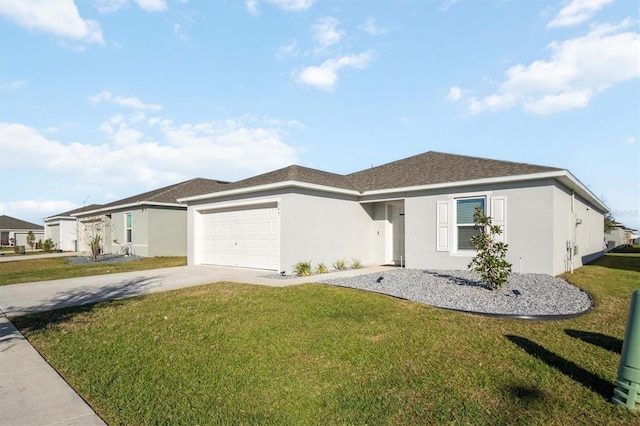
{"left": 346, "top": 151, "right": 562, "bottom": 192}
{"left": 0, "top": 215, "right": 44, "bottom": 230}
{"left": 46, "top": 204, "right": 104, "bottom": 219}
{"left": 219, "top": 165, "right": 357, "bottom": 192}
{"left": 82, "top": 178, "right": 229, "bottom": 213}
{"left": 193, "top": 151, "right": 563, "bottom": 197}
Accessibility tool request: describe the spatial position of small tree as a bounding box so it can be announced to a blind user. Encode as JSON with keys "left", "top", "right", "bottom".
{"left": 26, "top": 231, "right": 35, "bottom": 251}
{"left": 604, "top": 211, "right": 616, "bottom": 234}
{"left": 41, "top": 238, "right": 56, "bottom": 252}
{"left": 89, "top": 234, "right": 102, "bottom": 262}
{"left": 468, "top": 205, "right": 512, "bottom": 290}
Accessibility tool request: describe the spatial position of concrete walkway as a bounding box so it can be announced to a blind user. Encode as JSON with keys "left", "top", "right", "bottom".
{"left": 0, "top": 264, "right": 395, "bottom": 425}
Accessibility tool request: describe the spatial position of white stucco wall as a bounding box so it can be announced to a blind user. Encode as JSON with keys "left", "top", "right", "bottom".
{"left": 45, "top": 218, "right": 78, "bottom": 251}
{"left": 279, "top": 189, "right": 375, "bottom": 274}
{"left": 187, "top": 188, "right": 375, "bottom": 273}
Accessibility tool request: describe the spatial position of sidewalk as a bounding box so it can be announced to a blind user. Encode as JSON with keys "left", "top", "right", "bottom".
{"left": 0, "top": 264, "right": 395, "bottom": 425}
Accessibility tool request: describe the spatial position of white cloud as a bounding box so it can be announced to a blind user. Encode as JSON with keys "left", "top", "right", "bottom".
{"left": 447, "top": 86, "right": 462, "bottom": 101}
{"left": 295, "top": 51, "right": 374, "bottom": 91}
{"left": 0, "top": 118, "right": 299, "bottom": 189}
{"left": 624, "top": 136, "right": 637, "bottom": 145}
{"left": 135, "top": 0, "right": 168, "bottom": 13}
{"left": 450, "top": 19, "right": 640, "bottom": 115}
{"left": 439, "top": 0, "right": 460, "bottom": 11}
{"left": 90, "top": 91, "right": 163, "bottom": 111}
{"left": 0, "top": 0, "right": 104, "bottom": 45}
{"left": 311, "top": 17, "right": 344, "bottom": 51}
{"left": 246, "top": 0, "right": 315, "bottom": 15}
{"left": 0, "top": 80, "right": 27, "bottom": 90}
{"left": 95, "top": 0, "right": 129, "bottom": 14}
{"left": 359, "top": 17, "right": 389, "bottom": 36}
{"left": 96, "top": 0, "right": 168, "bottom": 13}
{"left": 0, "top": 200, "right": 79, "bottom": 221}
{"left": 276, "top": 40, "right": 299, "bottom": 59}
{"left": 548, "top": 0, "right": 613, "bottom": 28}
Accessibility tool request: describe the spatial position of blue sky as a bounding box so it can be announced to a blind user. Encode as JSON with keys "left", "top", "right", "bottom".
{"left": 1, "top": 0, "right": 638, "bottom": 230}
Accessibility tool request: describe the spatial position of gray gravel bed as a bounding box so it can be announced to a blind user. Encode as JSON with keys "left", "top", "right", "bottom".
{"left": 319, "top": 269, "right": 592, "bottom": 317}
{"left": 67, "top": 254, "right": 144, "bottom": 265}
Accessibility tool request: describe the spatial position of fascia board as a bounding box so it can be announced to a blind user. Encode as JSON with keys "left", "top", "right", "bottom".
{"left": 360, "top": 170, "right": 609, "bottom": 212}
{"left": 178, "top": 180, "right": 361, "bottom": 203}
{"left": 71, "top": 201, "right": 183, "bottom": 217}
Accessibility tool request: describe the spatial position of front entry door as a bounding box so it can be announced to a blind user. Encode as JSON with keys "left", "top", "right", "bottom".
{"left": 392, "top": 205, "right": 405, "bottom": 266}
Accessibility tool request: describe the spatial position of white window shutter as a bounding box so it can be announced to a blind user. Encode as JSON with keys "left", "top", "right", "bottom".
{"left": 436, "top": 201, "right": 449, "bottom": 252}
{"left": 491, "top": 196, "right": 506, "bottom": 243}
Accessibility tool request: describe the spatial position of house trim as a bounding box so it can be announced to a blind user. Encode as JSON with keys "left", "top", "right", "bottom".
{"left": 179, "top": 180, "right": 361, "bottom": 203}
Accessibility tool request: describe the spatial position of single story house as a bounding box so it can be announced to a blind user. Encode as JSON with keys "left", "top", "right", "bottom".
{"left": 44, "top": 204, "right": 103, "bottom": 252}
{"left": 0, "top": 215, "right": 45, "bottom": 247}
{"left": 72, "top": 178, "right": 228, "bottom": 257}
{"left": 605, "top": 222, "right": 639, "bottom": 250}
{"left": 179, "top": 151, "right": 608, "bottom": 276}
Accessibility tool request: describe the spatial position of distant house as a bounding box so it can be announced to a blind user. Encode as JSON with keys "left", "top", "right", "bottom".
{"left": 179, "top": 151, "right": 608, "bottom": 276}
{"left": 605, "top": 222, "right": 639, "bottom": 249}
{"left": 0, "top": 215, "right": 44, "bottom": 247}
{"left": 44, "top": 205, "right": 103, "bottom": 252}
{"left": 72, "top": 178, "right": 228, "bottom": 257}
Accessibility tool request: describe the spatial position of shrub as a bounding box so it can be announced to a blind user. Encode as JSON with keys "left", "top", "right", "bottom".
{"left": 41, "top": 238, "right": 56, "bottom": 252}
{"left": 333, "top": 258, "right": 347, "bottom": 271}
{"left": 293, "top": 260, "right": 312, "bottom": 276}
{"left": 89, "top": 234, "right": 102, "bottom": 262}
{"left": 351, "top": 258, "right": 362, "bottom": 269}
{"left": 315, "top": 263, "right": 328, "bottom": 274}
{"left": 468, "top": 205, "right": 512, "bottom": 290}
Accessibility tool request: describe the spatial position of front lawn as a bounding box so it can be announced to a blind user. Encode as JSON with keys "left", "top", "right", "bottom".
{"left": 0, "top": 256, "right": 186, "bottom": 286}
{"left": 13, "top": 252, "right": 640, "bottom": 425}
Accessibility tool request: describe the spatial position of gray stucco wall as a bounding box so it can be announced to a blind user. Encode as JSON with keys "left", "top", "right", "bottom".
{"left": 148, "top": 208, "right": 187, "bottom": 256}
{"left": 108, "top": 207, "right": 186, "bottom": 257}
{"left": 403, "top": 180, "right": 569, "bottom": 275}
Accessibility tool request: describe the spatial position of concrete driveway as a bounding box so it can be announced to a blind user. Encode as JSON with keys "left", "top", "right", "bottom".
{"left": 0, "top": 263, "right": 394, "bottom": 425}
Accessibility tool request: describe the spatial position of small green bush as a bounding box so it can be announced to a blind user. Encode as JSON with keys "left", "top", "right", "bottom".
{"left": 315, "top": 263, "right": 328, "bottom": 274}
{"left": 351, "top": 258, "right": 362, "bottom": 269}
{"left": 332, "top": 258, "right": 347, "bottom": 271}
{"left": 293, "top": 260, "right": 312, "bottom": 276}
{"left": 41, "top": 238, "right": 56, "bottom": 252}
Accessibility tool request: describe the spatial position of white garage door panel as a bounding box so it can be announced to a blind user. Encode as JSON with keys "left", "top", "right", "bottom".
{"left": 200, "top": 203, "right": 280, "bottom": 270}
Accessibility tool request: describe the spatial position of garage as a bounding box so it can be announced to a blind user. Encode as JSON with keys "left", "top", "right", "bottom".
{"left": 199, "top": 202, "right": 280, "bottom": 270}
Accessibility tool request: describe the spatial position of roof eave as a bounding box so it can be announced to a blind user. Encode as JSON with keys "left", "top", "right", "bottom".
{"left": 178, "top": 180, "right": 360, "bottom": 203}
{"left": 360, "top": 170, "right": 609, "bottom": 212}
{"left": 72, "top": 201, "right": 183, "bottom": 217}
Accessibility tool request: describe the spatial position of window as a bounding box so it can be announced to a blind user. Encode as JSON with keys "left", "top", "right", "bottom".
{"left": 456, "top": 197, "right": 485, "bottom": 250}
{"left": 125, "top": 213, "right": 132, "bottom": 243}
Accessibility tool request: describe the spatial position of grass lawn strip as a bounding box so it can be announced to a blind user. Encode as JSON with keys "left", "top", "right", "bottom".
{"left": 0, "top": 256, "right": 186, "bottom": 286}
{"left": 12, "top": 250, "right": 640, "bottom": 425}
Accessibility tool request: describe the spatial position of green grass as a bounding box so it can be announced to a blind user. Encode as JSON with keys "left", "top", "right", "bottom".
{"left": 12, "top": 252, "right": 640, "bottom": 425}
{"left": 0, "top": 256, "right": 186, "bottom": 286}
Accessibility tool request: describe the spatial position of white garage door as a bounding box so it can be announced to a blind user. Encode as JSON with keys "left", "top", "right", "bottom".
{"left": 200, "top": 202, "right": 280, "bottom": 270}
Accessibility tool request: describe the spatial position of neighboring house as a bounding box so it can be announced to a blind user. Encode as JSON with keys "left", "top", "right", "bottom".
{"left": 73, "top": 178, "right": 228, "bottom": 257}
{"left": 44, "top": 205, "right": 103, "bottom": 252}
{"left": 606, "top": 222, "right": 639, "bottom": 249}
{"left": 0, "top": 215, "right": 45, "bottom": 247}
{"left": 179, "top": 151, "right": 608, "bottom": 276}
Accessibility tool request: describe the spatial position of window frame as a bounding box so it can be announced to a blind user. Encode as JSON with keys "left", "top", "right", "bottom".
{"left": 125, "top": 212, "right": 132, "bottom": 244}
{"left": 454, "top": 196, "right": 486, "bottom": 252}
